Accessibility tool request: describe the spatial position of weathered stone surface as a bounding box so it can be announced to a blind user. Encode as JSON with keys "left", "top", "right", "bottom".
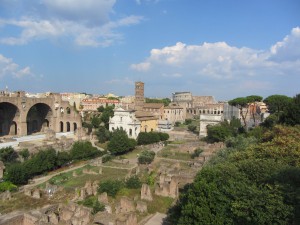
{"left": 98, "top": 192, "right": 108, "bottom": 204}
{"left": 49, "top": 212, "right": 59, "bottom": 224}
{"left": 32, "top": 189, "right": 42, "bottom": 199}
{"left": 155, "top": 176, "right": 178, "bottom": 198}
{"left": 0, "top": 190, "right": 11, "bottom": 201}
{"left": 136, "top": 201, "right": 147, "bottom": 213}
{"left": 115, "top": 197, "right": 135, "bottom": 214}
{"left": 116, "top": 213, "right": 138, "bottom": 225}
{"left": 105, "top": 205, "right": 112, "bottom": 214}
{"left": 73, "top": 171, "right": 78, "bottom": 177}
{"left": 0, "top": 161, "right": 5, "bottom": 179}
{"left": 141, "top": 184, "right": 153, "bottom": 201}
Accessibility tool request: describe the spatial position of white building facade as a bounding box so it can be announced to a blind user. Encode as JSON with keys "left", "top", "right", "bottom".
{"left": 109, "top": 107, "right": 141, "bottom": 139}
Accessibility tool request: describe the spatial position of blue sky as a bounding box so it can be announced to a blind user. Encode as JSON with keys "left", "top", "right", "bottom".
{"left": 0, "top": 0, "right": 299, "bottom": 100}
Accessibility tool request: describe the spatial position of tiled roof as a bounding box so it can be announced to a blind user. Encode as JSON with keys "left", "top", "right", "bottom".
{"left": 143, "top": 103, "right": 164, "bottom": 109}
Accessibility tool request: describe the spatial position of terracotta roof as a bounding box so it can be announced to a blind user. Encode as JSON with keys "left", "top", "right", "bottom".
{"left": 165, "top": 104, "right": 183, "bottom": 109}
{"left": 143, "top": 103, "right": 164, "bottom": 109}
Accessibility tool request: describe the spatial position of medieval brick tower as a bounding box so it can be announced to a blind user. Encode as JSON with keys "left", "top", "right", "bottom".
{"left": 135, "top": 81, "right": 144, "bottom": 110}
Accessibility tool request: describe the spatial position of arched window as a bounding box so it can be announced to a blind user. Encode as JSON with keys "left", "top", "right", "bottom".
{"left": 66, "top": 107, "right": 71, "bottom": 114}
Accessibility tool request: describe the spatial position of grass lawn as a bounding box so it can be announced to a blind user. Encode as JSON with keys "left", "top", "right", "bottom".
{"left": 157, "top": 149, "right": 192, "bottom": 161}
{"left": 147, "top": 195, "right": 174, "bottom": 214}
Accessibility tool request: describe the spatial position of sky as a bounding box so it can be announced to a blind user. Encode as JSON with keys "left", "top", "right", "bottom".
{"left": 0, "top": 0, "right": 299, "bottom": 100}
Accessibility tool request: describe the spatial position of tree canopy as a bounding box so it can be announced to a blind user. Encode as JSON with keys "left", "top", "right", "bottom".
{"left": 263, "top": 94, "right": 292, "bottom": 114}
{"left": 168, "top": 125, "right": 300, "bottom": 225}
{"left": 107, "top": 128, "right": 136, "bottom": 155}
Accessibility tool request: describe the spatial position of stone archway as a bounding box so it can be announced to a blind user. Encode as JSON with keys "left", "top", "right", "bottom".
{"left": 0, "top": 102, "right": 19, "bottom": 136}
{"left": 26, "top": 103, "right": 52, "bottom": 135}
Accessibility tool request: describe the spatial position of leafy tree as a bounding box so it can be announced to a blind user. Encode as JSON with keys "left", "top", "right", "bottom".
{"left": 96, "top": 126, "right": 111, "bottom": 143}
{"left": 107, "top": 128, "right": 136, "bottom": 155}
{"left": 137, "top": 132, "right": 168, "bottom": 145}
{"left": 70, "top": 141, "right": 102, "bottom": 160}
{"left": 5, "top": 163, "right": 28, "bottom": 185}
{"left": 280, "top": 94, "right": 300, "bottom": 126}
{"left": 264, "top": 94, "right": 292, "bottom": 114}
{"left": 168, "top": 125, "right": 300, "bottom": 224}
{"left": 91, "top": 115, "right": 101, "bottom": 128}
{"left": 97, "top": 105, "right": 105, "bottom": 112}
{"left": 206, "top": 123, "right": 231, "bottom": 143}
{"left": 137, "top": 132, "right": 160, "bottom": 145}
{"left": 100, "top": 105, "right": 114, "bottom": 129}
{"left": 229, "top": 95, "right": 262, "bottom": 127}
{"left": 56, "top": 151, "right": 71, "bottom": 167}
{"left": 138, "top": 150, "right": 155, "bottom": 164}
{"left": 158, "top": 132, "right": 169, "bottom": 141}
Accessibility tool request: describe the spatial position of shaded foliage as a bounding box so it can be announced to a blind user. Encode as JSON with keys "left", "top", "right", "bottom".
{"left": 107, "top": 128, "right": 136, "bottom": 155}
{"left": 168, "top": 126, "right": 300, "bottom": 224}
{"left": 96, "top": 126, "right": 111, "bottom": 143}
{"left": 98, "top": 179, "right": 124, "bottom": 197}
{"left": 0, "top": 146, "right": 18, "bottom": 164}
{"left": 70, "top": 141, "right": 102, "bottom": 160}
{"left": 137, "top": 132, "right": 169, "bottom": 145}
{"left": 138, "top": 150, "right": 155, "bottom": 164}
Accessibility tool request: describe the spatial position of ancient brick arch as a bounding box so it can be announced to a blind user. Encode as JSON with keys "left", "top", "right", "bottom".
{"left": 0, "top": 102, "right": 20, "bottom": 136}
{"left": 0, "top": 92, "right": 82, "bottom": 137}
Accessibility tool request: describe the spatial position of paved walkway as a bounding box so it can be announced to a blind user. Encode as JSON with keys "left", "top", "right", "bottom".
{"left": 144, "top": 213, "right": 167, "bottom": 225}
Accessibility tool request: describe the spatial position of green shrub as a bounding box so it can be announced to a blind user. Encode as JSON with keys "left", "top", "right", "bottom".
{"left": 78, "top": 196, "right": 105, "bottom": 214}
{"left": 175, "top": 121, "right": 181, "bottom": 127}
{"left": 188, "top": 124, "right": 197, "bottom": 132}
{"left": 98, "top": 180, "right": 124, "bottom": 197}
{"left": 185, "top": 119, "right": 192, "bottom": 125}
{"left": 70, "top": 141, "right": 102, "bottom": 160}
{"left": 191, "top": 148, "right": 203, "bottom": 159}
{"left": 125, "top": 175, "right": 142, "bottom": 189}
{"left": 138, "top": 150, "right": 155, "bottom": 164}
{"left": 102, "top": 154, "right": 113, "bottom": 163}
{"left": 0, "top": 181, "right": 17, "bottom": 192}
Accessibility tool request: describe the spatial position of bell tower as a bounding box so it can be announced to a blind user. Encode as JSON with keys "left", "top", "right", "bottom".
{"left": 134, "top": 81, "right": 144, "bottom": 110}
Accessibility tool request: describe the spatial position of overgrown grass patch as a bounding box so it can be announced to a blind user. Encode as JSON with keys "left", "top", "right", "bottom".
{"left": 147, "top": 195, "right": 174, "bottom": 214}
{"left": 157, "top": 149, "right": 192, "bottom": 161}
{"left": 103, "top": 161, "right": 134, "bottom": 168}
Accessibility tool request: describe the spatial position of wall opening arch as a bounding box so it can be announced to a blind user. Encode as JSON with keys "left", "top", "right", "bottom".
{"left": 66, "top": 122, "right": 70, "bottom": 132}
{"left": 60, "top": 121, "right": 64, "bottom": 132}
{"left": 26, "top": 103, "right": 52, "bottom": 135}
{"left": 73, "top": 123, "right": 77, "bottom": 132}
{"left": 0, "top": 102, "right": 19, "bottom": 136}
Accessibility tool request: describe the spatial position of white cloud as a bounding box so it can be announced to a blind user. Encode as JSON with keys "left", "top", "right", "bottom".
{"left": 105, "top": 77, "right": 134, "bottom": 85}
{"left": 130, "top": 27, "right": 300, "bottom": 98}
{"left": 0, "top": 54, "right": 33, "bottom": 78}
{"left": 0, "top": 0, "right": 143, "bottom": 47}
{"left": 130, "top": 62, "right": 151, "bottom": 71}
{"left": 43, "top": 0, "right": 116, "bottom": 25}
{"left": 135, "top": 0, "right": 160, "bottom": 5}
{"left": 270, "top": 27, "right": 300, "bottom": 61}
